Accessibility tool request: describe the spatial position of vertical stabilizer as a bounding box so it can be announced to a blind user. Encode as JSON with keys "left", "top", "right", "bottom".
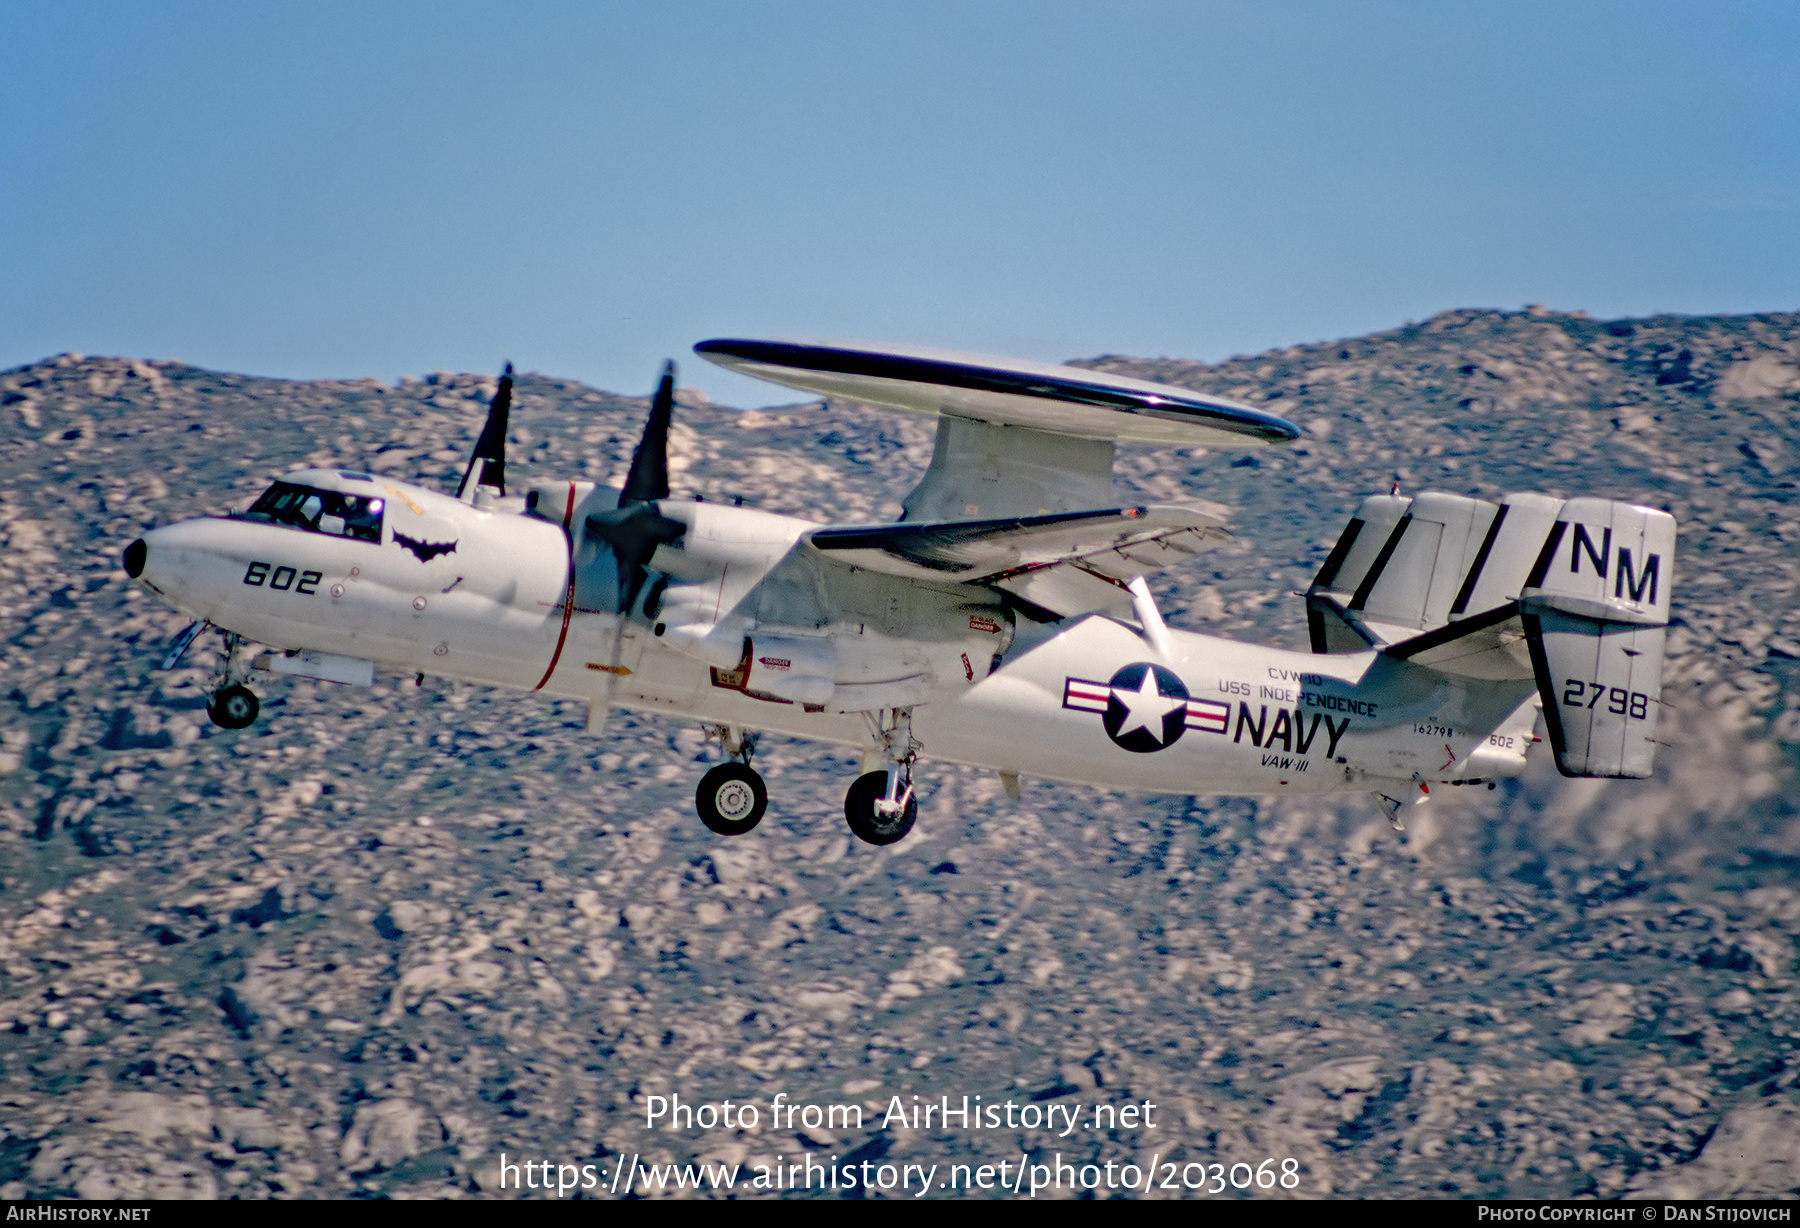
{"left": 1519, "top": 499, "right": 1676, "bottom": 778}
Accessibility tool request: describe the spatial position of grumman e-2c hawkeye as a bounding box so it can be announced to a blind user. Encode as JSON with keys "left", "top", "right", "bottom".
{"left": 123, "top": 341, "right": 1676, "bottom": 845}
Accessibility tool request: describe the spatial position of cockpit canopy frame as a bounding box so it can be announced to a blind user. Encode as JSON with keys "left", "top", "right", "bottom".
{"left": 242, "top": 480, "right": 385, "bottom": 543}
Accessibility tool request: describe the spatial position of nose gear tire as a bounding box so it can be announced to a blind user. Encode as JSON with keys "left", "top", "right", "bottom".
{"left": 845, "top": 770, "right": 917, "bottom": 845}
{"left": 208, "top": 685, "right": 260, "bottom": 730}
{"left": 696, "top": 762, "right": 767, "bottom": 836}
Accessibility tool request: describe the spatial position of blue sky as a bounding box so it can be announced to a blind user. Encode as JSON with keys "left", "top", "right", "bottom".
{"left": 3, "top": 1, "right": 1796, "bottom": 405}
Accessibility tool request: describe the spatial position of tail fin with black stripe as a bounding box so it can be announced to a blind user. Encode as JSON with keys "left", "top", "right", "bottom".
{"left": 1309, "top": 491, "right": 1676, "bottom": 777}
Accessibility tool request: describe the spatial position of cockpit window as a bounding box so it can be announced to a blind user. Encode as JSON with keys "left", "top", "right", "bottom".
{"left": 244, "top": 482, "right": 384, "bottom": 542}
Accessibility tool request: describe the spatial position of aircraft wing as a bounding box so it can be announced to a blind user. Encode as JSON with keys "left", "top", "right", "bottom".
{"left": 805, "top": 504, "right": 1228, "bottom": 585}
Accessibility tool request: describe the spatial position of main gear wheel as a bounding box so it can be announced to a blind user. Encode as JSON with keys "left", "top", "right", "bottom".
{"left": 844, "top": 770, "right": 917, "bottom": 846}
{"left": 696, "top": 762, "right": 767, "bottom": 836}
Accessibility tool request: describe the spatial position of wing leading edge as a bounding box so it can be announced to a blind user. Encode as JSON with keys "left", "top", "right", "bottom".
{"left": 806, "top": 504, "right": 1228, "bottom": 585}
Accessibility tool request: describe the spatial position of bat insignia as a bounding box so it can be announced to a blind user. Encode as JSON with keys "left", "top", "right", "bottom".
{"left": 393, "top": 531, "right": 458, "bottom": 562}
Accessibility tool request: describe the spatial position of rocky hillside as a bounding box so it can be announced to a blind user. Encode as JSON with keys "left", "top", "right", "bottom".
{"left": 0, "top": 307, "right": 1797, "bottom": 1199}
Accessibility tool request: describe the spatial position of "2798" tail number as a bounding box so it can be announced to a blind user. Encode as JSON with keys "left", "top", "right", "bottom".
{"left": 1561, "top": 678, "right": 1650, "bottom": 719}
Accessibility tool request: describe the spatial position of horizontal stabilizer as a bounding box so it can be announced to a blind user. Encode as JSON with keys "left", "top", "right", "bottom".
{"left": 806, "top": 504, "right": 1227, "bottom": 584}
{"left": 1309, "top": 490, "right": 1563, "bottom": 650}
{"left": 1378, "top": 602, "right": 1534, "bottom": 681}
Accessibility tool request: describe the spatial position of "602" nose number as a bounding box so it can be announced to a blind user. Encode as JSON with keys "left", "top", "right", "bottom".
{"left": 244, "top": 561, "right": 322, "bottom": 595}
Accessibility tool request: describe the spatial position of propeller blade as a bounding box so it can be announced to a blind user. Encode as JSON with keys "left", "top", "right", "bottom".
{"left": 585, "top": 503, "right": 688, "bottom": 558}
{"left": 457, "top": 362, "right": 514, "bottom": 500}
{"left": 619, "top": 361, "right": 675, "bottom": 506}
{"left": 581, "top": 361, "right": 688, "bottom": 618}
{"left": 586, "top": 503, "right": 687, "bottom": 612}
{"left": 586, "top": 615, "right": 629, "bottom": 736}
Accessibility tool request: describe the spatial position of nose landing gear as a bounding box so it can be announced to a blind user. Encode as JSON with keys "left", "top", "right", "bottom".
{"left": 205, "top": 631, "right": 261, "bottom": 730}
{"left": 694, "top": 726, "right": 766, "bottom": 835}
{"left": 207, "top": 684, "right": 260, "bottom": 730}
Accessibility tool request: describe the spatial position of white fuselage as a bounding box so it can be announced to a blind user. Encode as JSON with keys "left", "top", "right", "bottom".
{"left": 133, "top": 471, "right": 1540, "bottom": 798}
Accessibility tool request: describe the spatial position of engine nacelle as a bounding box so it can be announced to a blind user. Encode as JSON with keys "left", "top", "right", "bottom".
{"left": 744, "top": 634, "right": 836, "bottom": 705}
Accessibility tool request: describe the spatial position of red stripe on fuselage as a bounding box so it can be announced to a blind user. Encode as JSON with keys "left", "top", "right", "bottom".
{"left": 1185, "top": 700, "right": 1230, "bottom": 735}
{"left": 1063, "top": 678, "right": 1112, "bottom": 712}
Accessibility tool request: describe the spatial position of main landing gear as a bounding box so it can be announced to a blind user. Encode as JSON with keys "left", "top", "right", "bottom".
{"left": 689, "top": 710, "right": 925, "bottom": 847}
{"left": 205, "top": 631, "right": 261, "bottom": 730}
{"left": 695, "top": 727, "right": 767, "bottom": 836}
{"left": 844, "top": 707, "right": 918, "bottom": 846}
{"left": 844, "top": 770, "right": 916, "bottom": 845}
